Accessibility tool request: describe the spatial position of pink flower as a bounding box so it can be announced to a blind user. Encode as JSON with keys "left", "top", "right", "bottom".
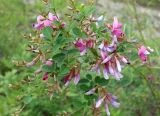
{"left": 42, "top": 72, "right": 49, "bottom": 80}
{"left": 147, "top": 75, "right": 154, "bottom": 81}
{"left": 64, "top": 68, "right": 81, "bottom": 86}
{"left": 103, "top": 65, "right": 109, "bottom": 79}
{"left": 111, "top": 17, "right": 123, "bottom": 38}
{"left": 33, "top": 12, "right": 64, "bottom": 30}
{"left": 64, "top": 74, "right": 72, "bottom": 86}
{"left": 95, "top": 93, "right": 120, "bottom": 115}
{"left": 75, "top": 39, "right": 94, "bottom": 55}
{"left": 105, "top": 103, "right": 111, "bottom": 116}
{"left": 86, "top": 39, "right": 94, "bottom": 48}
{"left": 75, "top": 39, "right": 87, "bottom": 55}
{"left": 74, "top": 71, "right": 80, "bottom": 85}
{"left": 85, "top": 88, "right": 96, "bottom": 95}
{"left": 99, "top": 36, "right": 117, "bottom": 53}
{"left": 109, "top": 95, "right": 120, "bottom": 108}
{"left": 115, "top": 57, "right": 121, "bottom": 72}
{"left": 45, "top": 60, "right": 53, "bottom": 66}
{"left": 107, "top": 60, "right": 123, "bottom": 81}
{"left": 48, "top": 12, "right": 58, "bottom": 21}
{"left": 138, "top": 46, "right": 153, "bottom": 63}
{"left": 98, "top": 50, "right": 124, "bottom": 80}
{"left": 102, "top": 54, "right": 113, "bottom": 64}
{"left": 96, "top": 97, "right": 105, "bottom": 108}
{"left": 120, "top": 56, "right": 130, "bottom": 64}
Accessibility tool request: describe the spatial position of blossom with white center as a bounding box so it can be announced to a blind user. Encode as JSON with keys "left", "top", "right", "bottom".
{"left": 138, "top": 45, "right": 153, "bottom": 63}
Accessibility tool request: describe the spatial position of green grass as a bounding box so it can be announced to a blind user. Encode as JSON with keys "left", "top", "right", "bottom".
{"left": 0, "top": 0, "right": 44, "bottom": 74}
{"left": 114, "top": 0, "right": 160, "bottom": 8}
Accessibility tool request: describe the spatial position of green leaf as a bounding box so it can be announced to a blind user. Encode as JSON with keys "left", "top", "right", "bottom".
{"left": 23, "top": 96, "right": 32, "bottom": 104}
{"left": 42, "top": 26, "right": 53, "bottom": 40}
{"left": 55, "top": 36, "right": 65, "bottom": 44}
{"left": 66, "top": 57, "right": 77, "bottom": 67}
{"left": 86, "top": 74, "right": 92, "bottom": 80}
{"left": 105, "top": 32, "right": 110, "bottom": 41}
{"left": 79, "top": 79, "right": 90, "bottom": 84}
{"left": 52, "top": 53, "right": 66, "bottom": 66}
{"left": 65, "top": 48, "right": 79, "bottom": 55}
{"left": 42, "top": 64, "right": 56, "bottom": 72}
{"left": 80, "top": 5, "right": 96, "bottom": 17}
{"left": 72, "top": 27, "right": 82, "bottom": 36}
{"left": 84, "top": 94, "right": 97, "bottom": 101}
{"left": 90, "top": 23, "right": 97, "bottom": 32}
{"left": 89, "top": 48, "right": 99, "bottom": 57}
{"left": 59, "top": 64, "right": 70, "bottom": 75}
{"left": 52, "top": 20, "right": 61, "bottom": 27}
{"left": 52, "top": 53, "right": 65, "bottom": 60}
{"left": 52, "top": 36, "right": 72, "bottom": 54}
{"left": 79, "top": 84, "right": 90, "bottom": 92}
{"left": 95, "top": 76, "right": 109, "bottom": 86}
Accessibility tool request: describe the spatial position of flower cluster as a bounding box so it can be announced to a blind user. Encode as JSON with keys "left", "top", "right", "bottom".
{"left": 96, "top": 93, "right": 120, "bottom": 116}
{"left": 138, "top": 46, "right": 154, "bottom": 63}
{"left": 63, "top": 68, "right": 80, "bottom": 86}
{"left": 89, "top": 17, "right": 130, "bottom": 81}
{"left": 74, "top": 39, "right": 95, "bottom": 55}
{"left": 33, "top": 12, "right": 65, "bottom": 30}
{"left": 86, "top": 87, "right": 120, "bottom": 116}
{"left": 106, "top": 17, "right": 124, "bottom": 41}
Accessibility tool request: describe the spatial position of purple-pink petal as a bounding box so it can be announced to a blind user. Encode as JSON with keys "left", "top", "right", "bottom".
{"left": 74, "top": 74, "right": 80, "bottom": 85}
{"left": 61, "top": 22, "right": 65, "bottom": 27}
{"left": 120, "top": 56, "right": 128, "bottom": 64}
{"left": 112, "top": 29, "right": 123, "bottom": 37}
{"left": 113, "top": 17, "right": 122, "bottom": 29}
{"left": 45, "top": 60, "right": 53, "bottom": 66}
{"left": 102, "top": 54, "right": 113, "bottom": 64}
{"left": 85, "top": 88, "right": 96, "bottom": 95}
{"left": 114, "top": 70, "right": 123, "bottom": 80}
{"left": 37, "top": 15, "right": 45, "bottom": 23}
{"left": 96, "top": 97, "right": 104, "bottom": 108}
{"left": 34, "top": 23, "right": 44, "bottom": 30}
{"left": 65, "top": 81, "right": 70, "bottom": 87}
{"left": 138, "top": 46, "right": 152, "bottom": 63}
{"left": 103, "top": 67, "right": 109, "bottom": 80}
{"left": 100, "top": 50, "right": 107, "bottom": 60}
{"left": 42, "top": 72, "right": 49, "bottom": 80}
{"left": 48, "top": 12, "right": 58, "bottom": 21}
{"left": 111, "top": 99, "right": 120, "bottom": 108}
{"left": 99, "top": 42, "right": 104, "bottom": 50}
{"left": 115, "top": 58, "right": 121, "bottom": 72}
{"left": 108, "top": 62, "right": 114, "bottom": 75}
{"left": 87, "top": 39, "right": 94, "bottom": 48}
{"left": 106, "top": 45, "right": 115, "bottom": 52}
{"left": 43, "top": 20, "right": 52, "bottom": 26}
{"left": 105, "top": 103, "right": 111, "bottom": 116}
{"left": 80, "top": 48, "right": 87, "bottom": 55}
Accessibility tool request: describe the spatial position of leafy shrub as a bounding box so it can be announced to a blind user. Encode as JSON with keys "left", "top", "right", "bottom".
{"left": 1, "top": 0, "right": 160, "bottom": 115}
